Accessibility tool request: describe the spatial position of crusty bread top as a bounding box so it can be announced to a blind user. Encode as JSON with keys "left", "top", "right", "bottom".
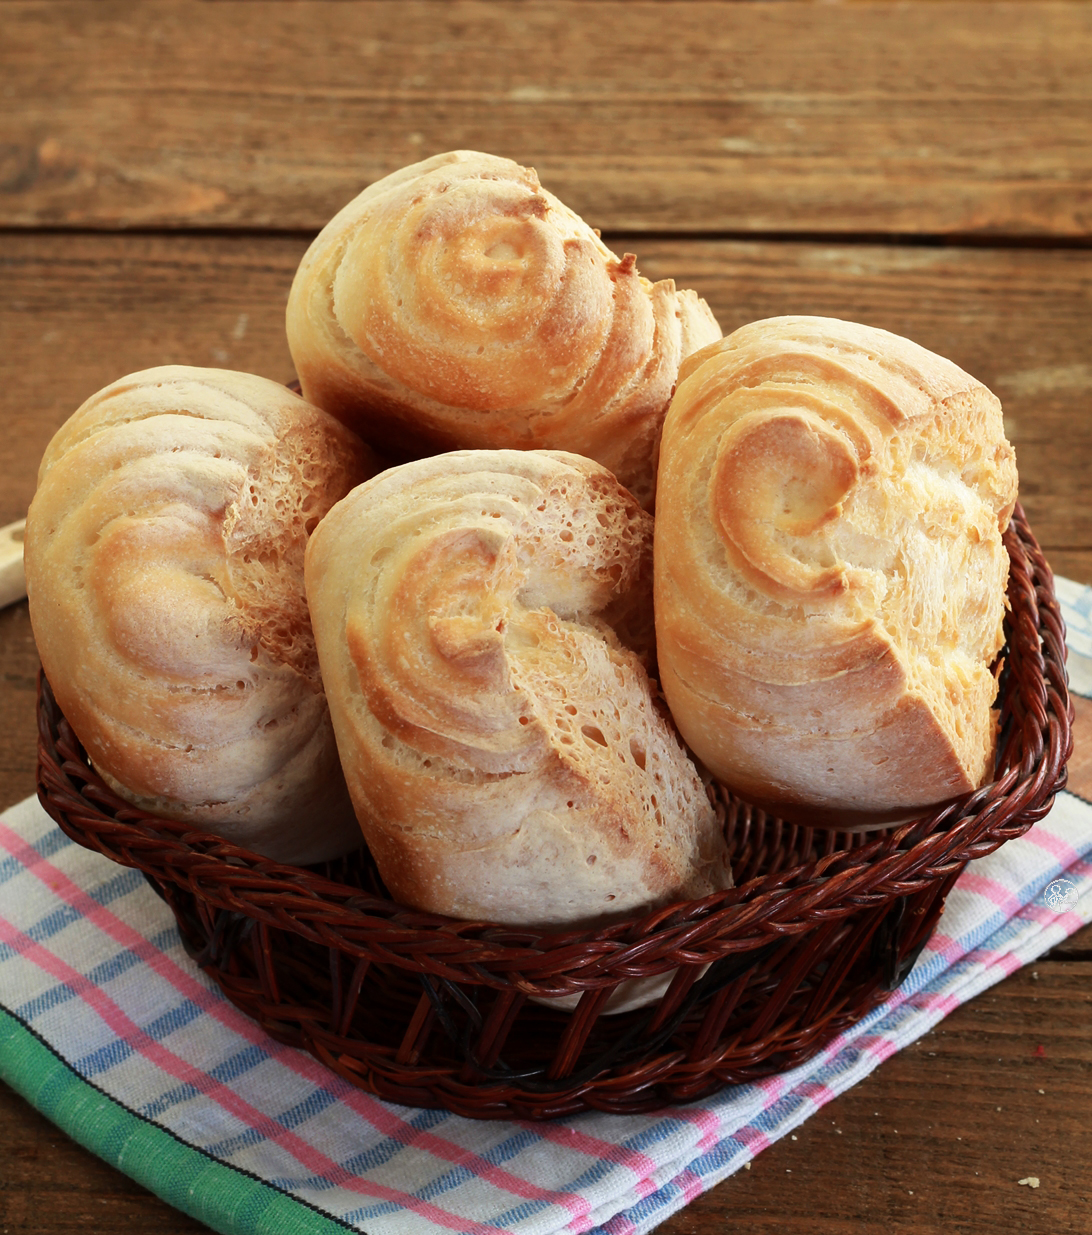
{"left": 654, "top": 316, "right": 1019, "bottom": 823}
{"left": 25, "top": 366, "right": 377, "bottom": 863}
{"left": 286, "top": 150, "right": 721, "bottom": 507}
{"left": 305, "top": 448, "right": 731, "bottom": 928}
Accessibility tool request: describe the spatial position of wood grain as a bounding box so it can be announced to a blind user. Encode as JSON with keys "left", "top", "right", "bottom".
{"left": 4, "top": 1, "right": 1092, "bottom": 235}
{"left": 659, "top": 961, "right": 1092, "bottom": 1234}
{"left": 1067, "top": 696, "right": 1092, "bottom": 807}
{"left": 4, "top": 232, "right": 1089, "bottom": 581}
{"left": 0, "top": 603, "right": 38, "bottom": 812}
{"left": 0, "top": 1080, "right": 210, "bottom": 1235}
{"left": 3, "top": 5, "right": 1092, "bottom": 1229}
{"left": 3, "top": 956, "right": 1089, "bottom": 1235}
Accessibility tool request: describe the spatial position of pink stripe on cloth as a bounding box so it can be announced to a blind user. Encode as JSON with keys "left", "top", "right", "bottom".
{"left": 791, "top": 1078, "right": 839, "bottom": 1106}
{"left": 674, "top": 1168, "right": 704, "bottom": 1204}
{"left": 1017, "top": 905, "right": 1087, "bottom": 937}
{"left": 1042, "top": 855, "right": 1092, "bottom": 886}
{"left": 1022, "top": 827, "right": 1082, "bottom": 867}
{"left": 753, "top": 1073, "right": 788, "bottom": 1105}
{"left": 569, "top": 1103, "right": 739, "bottom": 1208}
{"left": 637, "top": 1102, "right": 725, "bottom": 1155}
{"left": 732, "top": 1124, "right": 771, "bottom": 1154}
{"left": 7, "top": 785, "right": 1088, "bottom": 1235}
{"left": 953, "top": 872, "right": 1024, "bottom": 917}
{"left": 961, "top": 945, "right": 1023, "bottom": 978}
{"left": 631, "top": 1175, "right": 658, "bottom": 1202}
{"left": 849, "top": 1034, "right": 899, "bottom": 1063}
{"left": 518, "top": 1121, "right": 659, "bottom": 1181}
{"left": 602, "top": 1215, "right": 638, "bottom": 1235}
{"left": 921, "top": 932, "right": 962, "bottom": 963}
{"left": 1019, "top": 904, "right": 1059, "bottom": 926}
{"left": 908, "top": 989, "right": 962, "bottom": 1018}
{"left": 0, "top": 911, "right": 521, "bottom": 1235}
{"left": 660, "top": 1105, "right": 721, "bottom": 1138}
{"left": 0, "top": 820, "right": 592, "bottom": 1223}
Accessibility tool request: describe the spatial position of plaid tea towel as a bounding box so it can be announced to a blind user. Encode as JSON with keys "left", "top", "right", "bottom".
{"left": 2, "top": 579, "right": 1091, "bottom": 1235}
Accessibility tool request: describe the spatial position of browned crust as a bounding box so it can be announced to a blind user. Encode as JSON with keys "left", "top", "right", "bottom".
{"left": 654, "top": 316, "right": 1018, "bottom": 826}
{"left": 24, "top": 366, "right": 377, "bottom": 863}
{"left": 286, "top": 150, "right": 721, "bottom": 507}
{"left": 305, "top": 448, "right": 732, "bottom": 929}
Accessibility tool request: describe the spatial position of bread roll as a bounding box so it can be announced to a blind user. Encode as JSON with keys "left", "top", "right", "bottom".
{"left": 286, "top": 150, "right": 721, "bottom": 508}
{"left": 654, "top": 317, "right": 1019, "bottom": 828}
{"left": 25, "top": 366, "right": 377, "bottom": 864}
{"left": 305, "top": 448, "right": 732, "bottom": 934}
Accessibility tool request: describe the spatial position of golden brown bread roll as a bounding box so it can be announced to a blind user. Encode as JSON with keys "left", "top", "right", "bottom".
{"left": 654, "top": 317, "right": 1019, "bottom": 828}
{"left": 305, "top": 448, "right": 732, "bottom": 934}
{"left": 285, "top": 150, "right": 721, "bottom": 508}
{"left": 25, "top": 366, "right": 377, "bottom": 864}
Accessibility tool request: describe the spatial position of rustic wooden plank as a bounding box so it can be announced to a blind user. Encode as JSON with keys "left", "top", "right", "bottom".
{"left": 1046, "top": 550, "right": 1092, "bottom": 584}
{"left": 1066, "top": 696, "right": 1092, "bottom": 807}
{"left": 3, "top": 233, "right": 1089, "bottom": 581}
{"left": 4, "top": 1, "right": 1092, "bottom": 234}
{"left": 1047, "top": 922, "right": 1092, "bottom": 960}
{"left": 0, "top": 602, "right": 38, "bottom": 812}
{"left": 3, "top": 958, "right": 1088, "bottom": 1234}
{"left": 3, "top": 691, "right": 1085, "bottom": 1234}
{"left": 0, "top": 1079, "right": 211, "bottom": 1233}
{"left": 634, "top": 238, "right": 1092, "bottom": 567}
{"left": 659, "top": 960, "right": 1092, "bottom": 1234}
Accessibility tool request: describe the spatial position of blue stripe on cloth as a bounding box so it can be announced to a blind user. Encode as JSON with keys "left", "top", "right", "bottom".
{"left": 1, "top": 871, "right": 164, "bottom": 981}
{"left": 8, "top": 866, "right": 147, "bottom": 932}
{"left": 587, "top": 1134, "right": 749, "bottom": 1235}
{"left": 13, "top": 925, "right": 180, "bottom": 1024}
{"left": 352, "top": 1123, "right": 543, "bottom": 1200}
{"left": 908, "top": 895, "right": 1071, "bottom": 996}
{"left": 0, "top": 824, "right": 74, "bottom": 886}
{"left": 338, "top": 1200, "right": 404, "bottom": 1226}
{"left": 272, "top": 1107, "right": 456, "bottom": 1195}
{"left": 76, "top": 1034, "right": 132, "bottom": 1076}
{"left": 201, "top": 1086, "right": 345, "bottom": 1161}
{"left": 220, "top": 841, "right": 1092, "bottom": 1229}
{"left": 813, "top": 889, "right": 1082, "bottom": 1059}
{"left": 137, "top": 1044, "right": 277, "bottom": 1117}
{"left": 889, "top": 865, "right": 1084, "bottom": 998}
{"left": 75, "top": 995, "right": 212, "bottom": 1077}
{"left": 1, "top": 584, "right": 1088, "bottom": 1235}
{"left": 336, "top": 1116, "right": 697, "bottom": 1230}
{"left": 583, "top": 886, "right": 1092, "bottom": 1234}
{"left": 485, "top": 1121, "right": 690, "bottom": 1218}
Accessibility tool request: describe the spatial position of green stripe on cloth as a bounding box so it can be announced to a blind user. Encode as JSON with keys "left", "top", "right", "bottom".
{"left": 0, "top": 1008, "right": 357, "bottom": 1235}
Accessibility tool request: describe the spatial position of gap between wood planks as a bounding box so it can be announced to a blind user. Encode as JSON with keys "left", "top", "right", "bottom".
{"left": 3, "top": 226, "right": 1092, "bottom": 252}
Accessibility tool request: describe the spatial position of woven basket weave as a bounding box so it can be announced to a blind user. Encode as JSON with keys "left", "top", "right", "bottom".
{"left": 36, "top": 503, "right": 1072, "bottom": 1120}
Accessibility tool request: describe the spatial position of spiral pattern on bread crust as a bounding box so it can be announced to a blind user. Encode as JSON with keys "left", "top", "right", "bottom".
{"left": 654, "top": 317, "right": 1019, "bottom": 827}
{"left": 305, "top": 449, "right": 731, "bottom": 933}
{"left": 25, "top": 366, "right": 377, "bottom": 863}
{"left": 286, "top": 151, "right": 722, "bottom": 508}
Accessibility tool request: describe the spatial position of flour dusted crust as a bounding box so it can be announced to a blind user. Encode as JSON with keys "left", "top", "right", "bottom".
{"left": 654, "top": 317, "right": 1019, "bottom": 827}
{"left": 25, "top": 366, "right": 377, "bottom": 863}
{"left": 286, "top": 150, "right": 721, "bottom": 508}
{"left": 305, "top": 449, "right": 731, "bottom": 935}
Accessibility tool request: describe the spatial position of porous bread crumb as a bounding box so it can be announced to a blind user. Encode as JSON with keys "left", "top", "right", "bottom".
{"left": 306, "top": 448, "right": 732, "bottom": 937}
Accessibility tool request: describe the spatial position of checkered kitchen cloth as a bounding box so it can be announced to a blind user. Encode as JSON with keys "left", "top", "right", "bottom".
{"left": 2, "top": 578, "right": 1091, "bottom": 1235}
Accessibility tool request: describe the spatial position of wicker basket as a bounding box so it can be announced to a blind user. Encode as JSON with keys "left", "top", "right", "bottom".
{"left": 36, "top": 503, "right": 1072, "bottom": 1120}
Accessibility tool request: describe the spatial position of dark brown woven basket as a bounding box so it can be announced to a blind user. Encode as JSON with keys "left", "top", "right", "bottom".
{"left": 36, "top": 503, "right": 1072, "bottom": 1120}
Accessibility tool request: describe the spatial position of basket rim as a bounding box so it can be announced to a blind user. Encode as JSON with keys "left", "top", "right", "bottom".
{"left": 36, "top": 502, "right": 1072, "bottom": 991}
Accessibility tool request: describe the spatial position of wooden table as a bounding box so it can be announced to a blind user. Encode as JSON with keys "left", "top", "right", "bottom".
{"left": 2, "top": 3, "right": 1091, "bottom": 1231}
